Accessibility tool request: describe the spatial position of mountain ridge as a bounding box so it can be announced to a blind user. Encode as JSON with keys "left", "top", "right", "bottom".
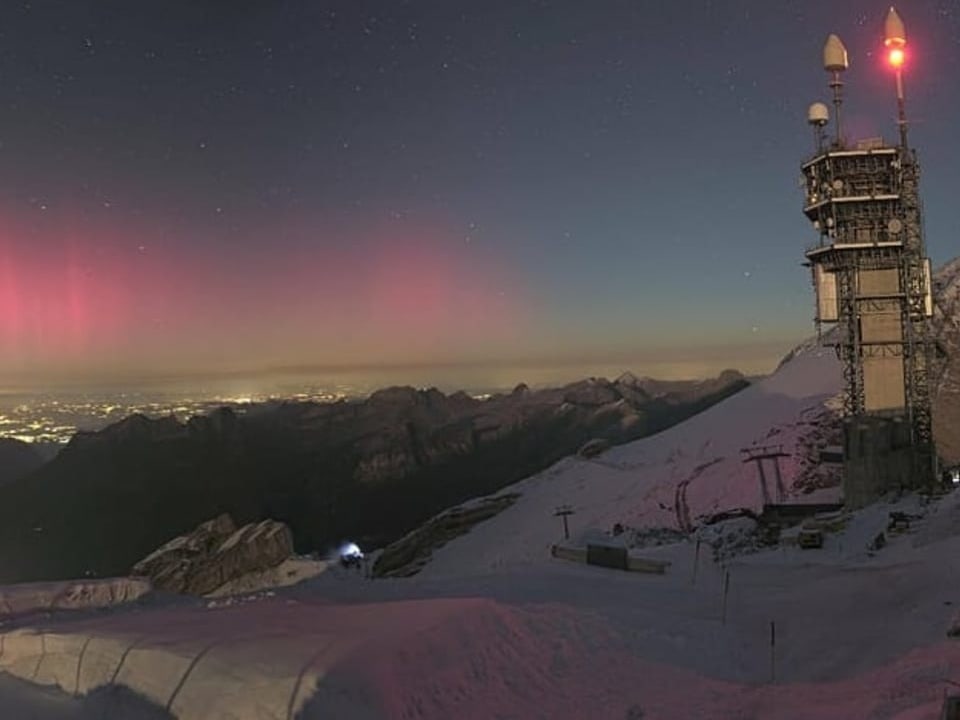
{"left": 0, "top": 370, "right": 750, "bottom": 583}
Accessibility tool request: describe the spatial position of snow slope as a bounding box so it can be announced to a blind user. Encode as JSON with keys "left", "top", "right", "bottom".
{"left": 3, "top": 526, "right": 960, "bottom": 720}
{"left": 3, "top": 336, "right": 960, "bottom": 719}
{"left": 421, "top": 339, "right": 843, "bottom": 577}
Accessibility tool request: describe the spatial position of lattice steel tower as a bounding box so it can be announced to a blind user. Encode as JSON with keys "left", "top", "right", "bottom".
{"left": 800, "top": 9, "right": 937, "bottom": 503}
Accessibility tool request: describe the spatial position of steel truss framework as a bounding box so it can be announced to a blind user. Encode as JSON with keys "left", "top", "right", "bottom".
{"left": 802, "top": 144, "right": 936, "bottom": 483}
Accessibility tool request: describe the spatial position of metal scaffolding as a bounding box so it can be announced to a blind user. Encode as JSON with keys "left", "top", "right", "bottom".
{"left": 801, "top": 138, "right": 936, "bottom": 490}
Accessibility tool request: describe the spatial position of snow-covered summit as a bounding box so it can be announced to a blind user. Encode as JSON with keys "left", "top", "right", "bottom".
{"left": 419, "top": 332, "right": 843, "bottom": 578}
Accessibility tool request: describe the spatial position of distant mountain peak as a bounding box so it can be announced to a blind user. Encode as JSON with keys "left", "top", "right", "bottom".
{"left": 510, "top": 382, "right": 530, "bottom": 396}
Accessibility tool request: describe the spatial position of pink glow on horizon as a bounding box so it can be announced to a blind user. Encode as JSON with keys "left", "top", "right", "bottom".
{"left": 0, "top": 215, "right": 158, "bottom": 363}
{"left": 357, "top": 228, "right": 525, "bottom": 355}
{"left": 0, "top": 213, "right": 534, "bottom": 378}
{"left": 0, "top": 242, "right": 22, "bottom": 341}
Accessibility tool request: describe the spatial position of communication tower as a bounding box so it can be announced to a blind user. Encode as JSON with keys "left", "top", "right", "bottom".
{"left": 800, "top": 8, "right": 937, "bottom": 506}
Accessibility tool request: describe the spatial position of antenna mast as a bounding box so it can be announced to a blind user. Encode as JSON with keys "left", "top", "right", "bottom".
{"left": 885, "top": 7, "right": 909, "bottom": 148}
{"left": 823, "top": 34, "right": 849, "bottom": 148}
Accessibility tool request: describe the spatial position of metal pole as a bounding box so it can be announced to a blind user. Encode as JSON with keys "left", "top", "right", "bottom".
{"left": 756, "top": 459, "right": 771, "bottom": 507}
{"left": 772, "top": 457, "right": 787, "bottom": 503}
{"left": 830, "top": 71, "right": 844, "bottom": 147}
{"left": 895, "top": 69, "right": 909, "bottom": 149}
{"left": 562, "top": 514, "right": 569, "bottom": 540}
{"left": 691, "top": 538, "right": 701, "bottom": 585}
{"left": 721, "top": 569, "right": 730, "bottom": 624}
{"left": 770, "top": 620, "right": 777, "bottom": 682}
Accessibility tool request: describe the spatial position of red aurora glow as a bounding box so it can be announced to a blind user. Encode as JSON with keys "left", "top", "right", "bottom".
{"left": 0, "top": 214, "right": 531, "bottom": 380}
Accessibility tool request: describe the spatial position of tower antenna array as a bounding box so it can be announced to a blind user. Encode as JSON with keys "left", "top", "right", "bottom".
{"left": 799, "top": 8, "right": 937, "bottom": 507}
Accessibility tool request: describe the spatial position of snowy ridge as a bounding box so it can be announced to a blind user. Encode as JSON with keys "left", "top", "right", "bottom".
{"left": 420, "top": 340, "right": 843, "bottom": 578}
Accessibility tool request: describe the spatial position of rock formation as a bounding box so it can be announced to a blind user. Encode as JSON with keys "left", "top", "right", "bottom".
{"left": 374, "top": 493, "right": 520, "bottom": 578}
{"left": 131, "top": 514, "right": 295, "bottom": 596}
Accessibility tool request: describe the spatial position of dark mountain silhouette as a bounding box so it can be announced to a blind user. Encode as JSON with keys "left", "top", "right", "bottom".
{"left": 0, "top": 372, "right": 749, "bottom": 584}
{"left": 0, "top": 438, "right": 44, "bottom": 486}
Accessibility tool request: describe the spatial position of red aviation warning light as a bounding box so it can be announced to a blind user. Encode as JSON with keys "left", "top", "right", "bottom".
{"left": 883, "top": 6, "right": 909, "bottom": 147}
{"left": 885, "top": 6, "right": 907, "bottom": 67}
{"left": 888, "top": 47, "right": 905, "bottom": 68}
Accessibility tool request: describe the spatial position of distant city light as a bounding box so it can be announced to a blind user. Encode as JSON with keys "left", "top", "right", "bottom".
{"left": 0, "top": 387, "right": 359, "bottom": 445}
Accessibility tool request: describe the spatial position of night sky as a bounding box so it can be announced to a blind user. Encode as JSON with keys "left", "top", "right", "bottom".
{"left": 1, "top": 1, "right": 958, "bottom": 389}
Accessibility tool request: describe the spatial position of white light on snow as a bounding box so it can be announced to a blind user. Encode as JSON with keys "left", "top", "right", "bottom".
{"left": 339, "top": 542, "right": 363, "bottom": 558}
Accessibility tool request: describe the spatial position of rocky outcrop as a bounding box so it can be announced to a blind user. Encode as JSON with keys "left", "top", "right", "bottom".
{"left": 578, "top": 438, "right": 612, "bottom": 458}
{"left": 373, "top": 493, "right": 520, "bottom": 578}
{"left": 131, "top": 514, "right": 235, "bottom": 580}
{"left": 131, "top": 514, "right": 294, "bottom": 596}
{"left": 789, "top": 404, "right": 845, "bottom": 494}
{"left": 628, "top": 369, "right": 747, "bottom": 404}
{"left": 204, "top": 557, "right": 327, "bottom": 598}
{"left": 562, "top": 378, "right": 622, "bottom": 407}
